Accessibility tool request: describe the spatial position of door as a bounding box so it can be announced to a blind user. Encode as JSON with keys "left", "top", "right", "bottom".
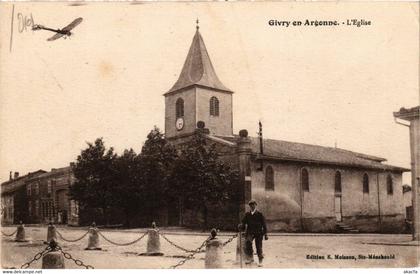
{"left": 55, "top": 189, "right": 69, "bottom": 224}
{"left": 334, "top": 196, "right": 342, "bottom": 222}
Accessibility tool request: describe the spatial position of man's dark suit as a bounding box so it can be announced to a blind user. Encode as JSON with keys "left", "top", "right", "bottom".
{"left": 241, "top": 210, "right": 267, "bottom": 261}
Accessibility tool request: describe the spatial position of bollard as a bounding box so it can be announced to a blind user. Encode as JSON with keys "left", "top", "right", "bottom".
{"left": 235, "top": 224, "right": 252, "bottom": 267}
{"left": 140, "top": 222, "right": 163, "bottom": 256}
{"left": 42, "top": 251, "right": 65, "bottom": 269}
{"left": 42, "top": 240, "right": 65, "bottom": 269}
{"left": 205, "top": 229, "right": 224, "bottom": 269}
{"left": 46, "top": 222, "right": 58, "bottom": 244}
{"left": 15, "top": 221, "right": 29, "bottom": 242}
{"left": 85, "top": 222, "right": 101, "bottom": 250}
{"left": 235, "top": 231, "right": 246, "bottom": 266}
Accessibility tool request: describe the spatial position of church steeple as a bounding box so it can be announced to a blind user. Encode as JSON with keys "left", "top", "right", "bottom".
{"left": 165, "top": 27, "right": 232, "bottom": 95}
{"left": 164, "top": 25, "right": 234, "bottom": 139}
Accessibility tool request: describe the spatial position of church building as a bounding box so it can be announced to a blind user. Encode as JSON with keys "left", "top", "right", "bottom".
{"left": 163, "top": 25, "right": 409, "bottom": 232}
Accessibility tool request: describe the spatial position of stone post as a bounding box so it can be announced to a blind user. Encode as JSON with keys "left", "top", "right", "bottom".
{"left": 42, "top": 240, "right": 65, "bottom": 269}
{"left": 141, "top": 222, "right": 163, "bottom": 256}
{"left": 15, "top": 222, "right": 29, "bottom": 242}
{"left": 235, "top": 231, "right": 246, "bottom": 267}
{"left": 85, "top": 222, "right": 101, "bottom": 250}
{"left": 205, "top": 229, "right": 223, "bottom": 269}
{"left": 46, "top": 222, "right": 58, "bottom": 243}
{"left": 42, "top": 252, "right": 65, "bottom": 269}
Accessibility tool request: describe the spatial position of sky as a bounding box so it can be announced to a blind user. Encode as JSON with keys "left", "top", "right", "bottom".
{"left": 0, "top": 2, "right": 418, "bottom": 183}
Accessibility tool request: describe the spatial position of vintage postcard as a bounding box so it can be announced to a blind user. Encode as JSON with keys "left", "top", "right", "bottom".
{"left": 0, "top": 1, "right": 419, "bottom": 271}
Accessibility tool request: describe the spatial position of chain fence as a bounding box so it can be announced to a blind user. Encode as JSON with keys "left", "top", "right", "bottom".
{"left": 161, "top": 232, "right": 237, "bottom": 254}
{"left": 98, "top": 230, "right": 148, "bottom": 246}
{"left": 221, "top": 234, "right": 238, "bottom": 247}
{"left": 169, "top": 236, "right": 211, "bottom": 269}
{"left": 56, "top": 229, "right": 89, "bottom": 243}
{"left": 1, "top": 229, "right": 17, "bottom": 237}
{"left": 6, "top": 224, "right": 238, "bottom": 269}
{"left": 20, "top": 240, "right": 94, "bottom": 269}
{"left": 21, "top": 246, "right": 51, "bottom": 269}
{"left": 159, "top": 233, "right": 196, "bottom": 253}
{"left": 59, "top": 247, "right": 94, "bottom": 269}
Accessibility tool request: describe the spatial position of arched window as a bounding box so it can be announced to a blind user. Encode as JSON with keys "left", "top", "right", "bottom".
{"left": 209, "top": 96, "right": 219, "bottom": 116}
{"left": 301, "top": 168, "right": 309, "bottom": 192}
{"left": 265, "top": 165, "right": 274, "bottom": 191}
{"left": 335, "top": 171, "right": 342, "bottom": 193}
{"left": 363, "top": 173, "right": 369, "bottom": 193}
{"left": 176, "top": 98, "right": 184, "bottom": 118}
{"left": 387, "top": 174, "right": 393, "bottom": 195}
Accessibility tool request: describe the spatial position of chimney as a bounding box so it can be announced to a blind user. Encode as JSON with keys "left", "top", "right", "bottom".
{"left": 258, "top": 121, "right": 264, "bottom": 155}
{"left": 14, "top": 172, "right": 19, "bottom": 179}
{"left": 258, "top": 121, "right": 264, "bottom": 171}
{"left": 9, "top": 171, "right": 12, "bottom": 180}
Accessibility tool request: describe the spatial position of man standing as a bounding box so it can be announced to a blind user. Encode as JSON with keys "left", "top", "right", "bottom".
{"left": 241, "top": 199, "right": 268, "bottom": 267}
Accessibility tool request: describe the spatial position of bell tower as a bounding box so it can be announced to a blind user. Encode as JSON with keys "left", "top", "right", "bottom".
{"left": 164, "top": 23, "right": 233, "bottom": 140}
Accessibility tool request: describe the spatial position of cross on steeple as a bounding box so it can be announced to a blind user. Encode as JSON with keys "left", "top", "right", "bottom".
{"left": 196, "top": 18, "right": 199, "bottom": 30}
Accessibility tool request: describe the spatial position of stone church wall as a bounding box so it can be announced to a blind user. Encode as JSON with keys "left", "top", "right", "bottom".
{"left": 195, "top": 87, "right": 233, "bottom": 137}
{"left": 249, "top": 161, "right": 405, "bottom": 233}
{"left": 164, "top": 88, "right": 196, "bottom": 139}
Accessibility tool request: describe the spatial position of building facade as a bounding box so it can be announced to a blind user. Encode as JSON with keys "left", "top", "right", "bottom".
{"left": 163, "top": 27, "right": 409, "bottom": 232}
{"left": 1, "top": 170, "right": 46, "bottom": 225}
{"left": 1, "top": 167, "right": 79, "bottom": 226}
{"left": 25, "top": 166, "right": 79, "bottom": 225}
{"left": 394, "top": 106, "right": 420, "bottom": 239}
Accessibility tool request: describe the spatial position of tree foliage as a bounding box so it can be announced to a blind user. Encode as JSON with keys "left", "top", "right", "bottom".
{"left": 70, "top": 128, "right": 240, "bottom": 228}
{"left": 69, "top": 138, "right": 118, "bottom": 224}
{"left": 171, "top": 134, "right": 241, "bottom": 227}
{"left": 137, "top": 127, "right": 177, "bottom": 221}
{"left": 111, "top": 148, "right": 141, "bottom": 227}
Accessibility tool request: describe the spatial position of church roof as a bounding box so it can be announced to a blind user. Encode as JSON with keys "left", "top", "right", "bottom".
{"left": 219, "top": 136, "right": 409, "bottom": 172}
{"left": 251, "top": 138, "right": 409, "bottom": 172}
{"left": 165, "top": 29, "right": 232, "bottom": 95}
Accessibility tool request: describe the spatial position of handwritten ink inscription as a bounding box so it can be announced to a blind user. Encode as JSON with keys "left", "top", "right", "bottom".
{"left": 17, "top": 12, "right": 35, "bottom": 33}
{"left": 9, "top": 7, "right": 36, "bottom": 52}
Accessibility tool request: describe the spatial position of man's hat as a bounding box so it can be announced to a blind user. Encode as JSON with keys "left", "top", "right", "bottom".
{"left": 248, "top": 199, "right": 257, "bottom": 205}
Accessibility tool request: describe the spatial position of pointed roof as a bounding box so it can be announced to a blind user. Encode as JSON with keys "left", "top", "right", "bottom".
{"left": 165, "top": 29, "right": 232, "bottom": 95}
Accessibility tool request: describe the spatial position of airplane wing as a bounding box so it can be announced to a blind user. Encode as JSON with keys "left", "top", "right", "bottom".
{"left": 61, "top": 17, "right": 83, "bottom": 32}
{"left": 47, "top": 32, "right": 65, "bottom": 41}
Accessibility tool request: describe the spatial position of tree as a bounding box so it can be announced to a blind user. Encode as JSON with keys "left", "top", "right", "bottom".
{"left": 170, "top": 133, "right": 241, "bottom": 229}
{"left": 112, "top": 148, "right": 142, "bottom": 227}
{"left": 138, "top": 126, "right": 177, "bottom": 223}
{"left": 69, "top": 138, "right": 118, "bottom": 225}
{"left": 69, "top": 128, "right": 240, "bottom": 229}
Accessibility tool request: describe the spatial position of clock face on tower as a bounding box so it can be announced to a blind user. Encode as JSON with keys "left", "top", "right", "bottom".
{"left": 175, "top": 117, "right": 184, "bottom": 131}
